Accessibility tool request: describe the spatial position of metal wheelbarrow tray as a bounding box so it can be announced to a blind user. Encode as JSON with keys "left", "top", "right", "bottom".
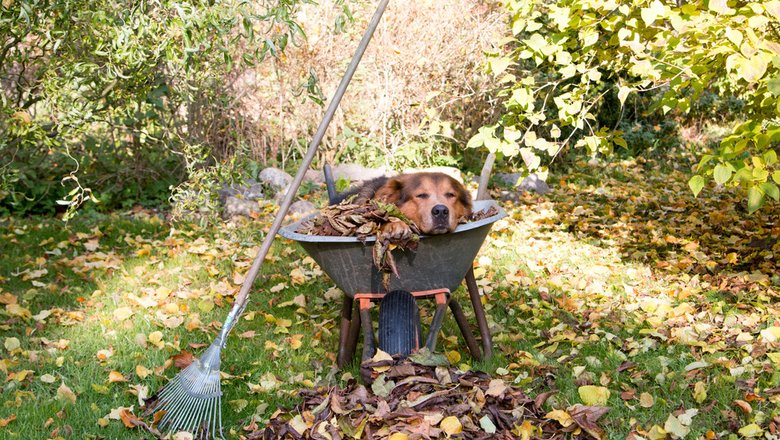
{"left": 280, "top": 199, "right": 506, "bottom": 364}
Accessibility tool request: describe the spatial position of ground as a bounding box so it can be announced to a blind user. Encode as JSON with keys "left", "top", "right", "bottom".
{"left": 1, "top": 153, "right": 779, "bottom": 439}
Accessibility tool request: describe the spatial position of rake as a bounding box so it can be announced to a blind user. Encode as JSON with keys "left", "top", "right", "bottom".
{"left": 150, "top": 0, "right": 391, "bottom": 438}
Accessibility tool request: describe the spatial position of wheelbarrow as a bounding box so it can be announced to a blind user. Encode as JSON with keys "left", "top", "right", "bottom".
{"left": 279, "top": 191, "right": 506, "bottom": 366}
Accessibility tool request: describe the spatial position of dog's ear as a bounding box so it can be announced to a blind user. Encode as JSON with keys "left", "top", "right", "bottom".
{"left": 374, "top": 176, "right": 404, "bottom": 204}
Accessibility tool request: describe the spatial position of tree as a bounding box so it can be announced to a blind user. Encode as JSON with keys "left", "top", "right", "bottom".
{"left": 470, "top": 0, "right": 780, "bottom": 212}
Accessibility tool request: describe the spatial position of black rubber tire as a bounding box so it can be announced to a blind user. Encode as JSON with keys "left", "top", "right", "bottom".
{"left": 378, "top": 290, "right": 422, "bottom": 357}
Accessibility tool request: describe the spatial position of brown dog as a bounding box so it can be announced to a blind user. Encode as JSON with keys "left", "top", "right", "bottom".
{"left": 335, "top": 172, "right": 472, "bottom": 240}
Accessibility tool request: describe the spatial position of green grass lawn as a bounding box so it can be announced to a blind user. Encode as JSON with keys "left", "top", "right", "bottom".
{"left": 1, "top": 156, "right": 779, "bottom": 439}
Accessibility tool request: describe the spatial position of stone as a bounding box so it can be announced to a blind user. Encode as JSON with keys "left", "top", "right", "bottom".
{"left": 494, "top": 172, "right": 522, "bottom": 187}
{"left": 304, "top": 169, "right": 325, "bottom": 184}
{"left": 223, "top": 196, "right": 260, "bottom": 218}
{"left": 518, "top": 174, "right": 552, "bottom": 195}
{"left": 287, "top": 200, "right": 317, "bottom": 218}
{"left": 258, "top": 167, "right": 293, "bottom": 192}
{"left": 330, "top": 164, "right": 391, "bottom": 183}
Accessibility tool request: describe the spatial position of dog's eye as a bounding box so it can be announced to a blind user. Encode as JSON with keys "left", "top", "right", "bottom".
{"left": 416, "top": 193, "right": 429, "bottom": 199}
{"left": 445, "top": 192, "right": 456, "bottom": 199}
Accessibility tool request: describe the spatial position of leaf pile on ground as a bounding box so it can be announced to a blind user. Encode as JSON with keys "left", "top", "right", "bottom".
{"left": 254, "top": 350, "right": 608, "bottom": 439}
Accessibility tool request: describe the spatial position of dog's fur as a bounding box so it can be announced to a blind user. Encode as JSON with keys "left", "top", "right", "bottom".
{"left": 333, "top": 172, "right": 472, "bottom": 239}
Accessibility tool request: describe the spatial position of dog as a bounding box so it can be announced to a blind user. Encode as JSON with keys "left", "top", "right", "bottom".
{"left": 333, "top": 172, "right": 472, "bottom": 240}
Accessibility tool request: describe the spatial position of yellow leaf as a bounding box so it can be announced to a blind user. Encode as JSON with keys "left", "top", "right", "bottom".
{"left": 4, "top": 337, "right": 20, "bottom": 352}
{"left": 108, "top": 371, "right": 127, "bottom": 383}
{"left": 647, "top": 425, "right": 667, "bottom": 440}
{"left": 446, "top": 351, "right": 461, "bottom": 364}
{"left": 760, "top": 326, "right": 780, "bottom": 342}
{"left": 516, "top": 420, "right": 534, "bottom": 440}
{"left": 388, "top": 433, "right": 409, "bottom": 440}
{"left": 578, "top": 385, "right": 610, "bottom": 406}
{"left": 639, "top": 392, "right": 654, "bottom": 408}
{"left": 767, "top": 352, "right": 780, "bottom": 364}
{"left": 40, "top": 374, "right": 56, "bottom": 384}
{"left": 738, "top": 423, "right": 764, "bottom": 438}
{"left": 57, "top": 382, "right": 77, "bottom": 404}
{"left": 290, "top": 268, "right": 307, "bottom": 285}
{"left": 135, "top": 365, "right": 151, "bottom": 380}
{"left": 6, "top": 304, "right": 31, "bottom": 320}
{"left": 545, "top": 409, "right": 575, "bottom": 427}
{"left": 440, "top": 416, "right": 462, "bottom": 436}
{"left": 693, "top": 381, "right": 707, "bottom": 404}
{"left": 148, "top": 331, "right": 164, "bottom": 349}
{"left": 96, "top": 417, "right": 110, "bottom": 427}
{"left": 289, "top": 334, "right": 303, "bottom": 350}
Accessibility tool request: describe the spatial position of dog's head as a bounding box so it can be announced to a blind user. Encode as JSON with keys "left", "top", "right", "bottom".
{"left": 375, "top": 172, "right": 472, "bottom": 235}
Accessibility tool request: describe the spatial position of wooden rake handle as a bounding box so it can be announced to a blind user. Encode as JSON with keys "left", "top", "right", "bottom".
{"left": 218, "top": 0, "right": 393, "bottom": 342}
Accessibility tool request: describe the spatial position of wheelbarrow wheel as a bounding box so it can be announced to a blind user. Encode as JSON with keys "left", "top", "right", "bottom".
{"left": 378, "top": 290, "right": 422, "bottom": 357}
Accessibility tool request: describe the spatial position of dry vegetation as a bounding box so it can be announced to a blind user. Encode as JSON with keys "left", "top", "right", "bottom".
{"left": 230, "top": 0, "right": 505, "bottom": 167}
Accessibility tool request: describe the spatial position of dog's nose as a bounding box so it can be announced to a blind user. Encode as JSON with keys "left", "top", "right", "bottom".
{"left": 431, "top": 204, "right": 449, "bottom": 219}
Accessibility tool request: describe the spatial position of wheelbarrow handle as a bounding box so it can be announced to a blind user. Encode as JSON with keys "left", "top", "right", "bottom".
{"left": 219, "top": 0, "right": 392, "bottom": 340}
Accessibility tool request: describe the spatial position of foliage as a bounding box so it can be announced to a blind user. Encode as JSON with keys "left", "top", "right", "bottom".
{"left": 0, "top": 0, "right": 308, "bottom": 217}
{"left": 470, "top": 0, "right": 780, "bottom": 212}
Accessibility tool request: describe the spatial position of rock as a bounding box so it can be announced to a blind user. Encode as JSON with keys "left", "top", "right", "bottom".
{"left": 288, "top": 200, "right": 317, "bottom": 218}
{"left": 304, "top": 169, "right": 325, "bottom": 184}
{"left": 258, "top": 167, "right": 293, "bottom": 192}
{"left": 244, "top": 180, "right": 265, "bottom": 200}
{"left": 494, "top": 173, "right": 551, "bottom": 195}
{"left": 331, "top": 164, "right": 391, "bottom": 183}
{"left": 518, "top": 174, "right": 552, "bottom": 195}
{"left": 223, "top": 196, "right": 260, "bottom": 218}
{"left": 494, "top": 172, "right": 522, "bottom": 187}
{"left": 217, "top": 185, "right": 241, "bottom": 203}
{"left": 403, "top": 166, "right": 464, "bottom": 183}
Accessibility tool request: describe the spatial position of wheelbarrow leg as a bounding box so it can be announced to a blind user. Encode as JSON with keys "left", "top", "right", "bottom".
{"left": 337, "top": 297, "right": 359, "bottom": 368}
{"left": 465, "top": 268, "right": 493, "bottom": 359}
{"left": 449, "top": 299, "right": 482, "bottom": 360}
{"left": 424, "top": 294, "right": 450, "bottom": 352}
{"left": 344, "top": 304, "right": 361, "bottom": 365}
{"left": 359, "top": 301, "right": 376, "bottom": 361}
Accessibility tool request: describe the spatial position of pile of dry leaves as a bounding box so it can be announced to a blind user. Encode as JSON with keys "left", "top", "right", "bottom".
{"left": 251, "top": 351, "right": 608, "bottom": 439}
{"left": 296, "top": 201, "right": 499, "bottom": 280}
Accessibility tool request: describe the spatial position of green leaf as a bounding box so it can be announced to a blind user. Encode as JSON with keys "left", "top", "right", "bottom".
{"left": 761, "top": 182, "right": 780, "bottom": 201}
{"left": 747, "top": 185, "right": 765, "bottom": 214}
{"left": 713, "top": 164, "right": 733, "bottom": 185}
{"left": 773, "top": 170, "right": 780, "bottom": 185}
{"left": 688, "top": 175, "right": 705, "bottom": 197}
{"left": 489, "top": 57, "right": 512, "bottom": 75}
{"left": 617, "top": 86, "right": 633, "bottom": 106}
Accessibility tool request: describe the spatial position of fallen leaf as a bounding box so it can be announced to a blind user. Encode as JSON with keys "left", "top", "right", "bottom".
{"left": 440, "top": 416, "right": 462, "bottom": 436}
{"left": 40, "top": 374, "right": 56, "bottom": 384}
{"left": 113, "top": 307, "right": 133, "bottom": 321}
{"left": 4, "top": 337, "right": 20, "bottom": 352}
{"left": 57, "top": 382, "right": 77, "bottom": 404}
{"left": 738, "top": 423, "right": 764, "bottom": 437}
{"left": 545, "top": 409, "right": 575, "bottom": 427}
{"left": 108, "top": 371, "right": 127, "bottom": 383}
{"left": 0, "top": 414, "right": 16, "bottom": 427}
{"left": 171, "top": 351, "right": 194, "bottom": 369}
{"left": 578, "top": 385, "right": 610, "bottom": 406}
{"left": 664, "top": 415, "right": 690, "bottom": 439}
{"left": 148, "top": 331, "right": 164, "bottom": 349}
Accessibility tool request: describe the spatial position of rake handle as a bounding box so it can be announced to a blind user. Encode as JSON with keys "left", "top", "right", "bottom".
{"left": 219, "top": 0, "right": 392, "bottom": 341}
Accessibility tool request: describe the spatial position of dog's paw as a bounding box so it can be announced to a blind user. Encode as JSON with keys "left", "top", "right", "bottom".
{"left": 380, "top": 220, "right": 412, "bottom": 242}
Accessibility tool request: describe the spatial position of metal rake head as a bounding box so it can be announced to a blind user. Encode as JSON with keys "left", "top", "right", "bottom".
{"left": 155, "top": 342, "right": 224, "bottom": 439}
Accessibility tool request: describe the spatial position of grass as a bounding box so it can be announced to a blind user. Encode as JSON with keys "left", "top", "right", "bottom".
{"left": 2, "top": 155, "right": 780, "bottom": 438}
